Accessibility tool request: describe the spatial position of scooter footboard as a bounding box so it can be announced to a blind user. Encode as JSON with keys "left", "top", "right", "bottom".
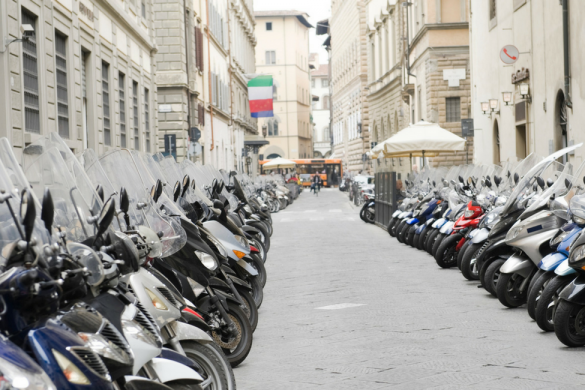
{"left": 147, "top": 358, "right": 203, "bottom": 384}
{"left": 500, "top": 253, "right": 533, "bottom": 278}
{"left": 167, "top": 321, "right": 213, "bottom": 344}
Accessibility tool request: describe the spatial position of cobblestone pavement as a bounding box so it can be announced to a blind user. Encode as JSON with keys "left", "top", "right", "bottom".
{"left": 236, "top": 189, "right": 585, "bottom": 389}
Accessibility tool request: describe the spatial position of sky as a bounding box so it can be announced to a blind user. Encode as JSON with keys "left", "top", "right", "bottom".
{"left": 254, "top": 0, "right": 331, "bottom": 64}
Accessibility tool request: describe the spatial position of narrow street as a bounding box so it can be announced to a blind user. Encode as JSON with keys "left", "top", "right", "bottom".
{"left": 237, "top": 189, "right": 585, "bottom": 389}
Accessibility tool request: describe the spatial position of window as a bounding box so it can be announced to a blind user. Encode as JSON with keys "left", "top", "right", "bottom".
{"left": 446, "top": 97, "right": 461, "bottom": 122}
{"left": 311, "top": 79, "right": 315, "bottom": 88}
{"left": 274, "top": 122, "right": 278, "bottom": 136}
{"left": 133, "top": 81, "right": 139, "bottom": 150}
{"left": 55, "top": 32, "right": 69, "bottom": 139}
{"left": 266, "top": 22, "right": 272, "bottom": 31}
{"left": 322, "top": 79, "right": 329, "bottom": 87}
{"left": 22, "top": 9, "right": 40, "bottom": 133}
{"left": 194, "top": 27, "right": 204, "bottom": 70}
{"left": 489, "top": 0, "right": 496, "bottom": 20}
{"left": 323, "top": 96, "right": 329, "bottom": 110}
{"left": 265, "top": 51, "right": 275, "bottom": 65}
{"left": 273, "top": 85, "right": 277, "bottom": 101}
{"left": 141, "top": 1, "right": 146, "bottom": 18}
{"left": 267, "top": 122, "right": 273, "bottom": 136}
{"left": 119, "top": 73, "right": 126, "bottom": 147}
{"left": 102, "top": 62, "right": 111, "bottom": 145}
{"left": 145, "top": 88, "right": 150, "bottom": 152}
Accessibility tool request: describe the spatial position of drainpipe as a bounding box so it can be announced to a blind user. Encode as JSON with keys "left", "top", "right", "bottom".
{"left": 562, "top": 0, "right": 572, "bottom": 108}
{"left": 183, "top": 0, "right": 191, "bottom": 161}
{"left": 206, "top": 0, "right": 215, "bottom": 151}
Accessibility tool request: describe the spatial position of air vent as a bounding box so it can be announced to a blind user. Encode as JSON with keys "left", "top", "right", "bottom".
{"left": 134, "top": 300, "right": 158, "bottom": 331}
{"left": 100, "top": 321, "right": 132, "bottom": 357}
{"left": 69, "top": 347, "right": 110, "bottom": 380}
{"left": 156, "top": 287, "right": 179, "bottom": 307}
{"left": 134, "top": 307, "right": 161, "bottom": 345}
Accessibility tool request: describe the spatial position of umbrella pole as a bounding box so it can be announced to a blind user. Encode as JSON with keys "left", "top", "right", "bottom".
{"left": 410, "top": 153, "right": 413, "bottom": 172}
{"left": 422, "top": 150, "right": 425, "bottom": 168}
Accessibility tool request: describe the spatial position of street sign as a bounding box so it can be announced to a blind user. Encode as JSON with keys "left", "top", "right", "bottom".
{"left": 500, "top": 45, "right": 519, "bottom": 64}
{"left": 190, "top": 127, "right": 201, "bottom": 142}
{"left": 461, "top": 118, "right": 474, "bottom": 137}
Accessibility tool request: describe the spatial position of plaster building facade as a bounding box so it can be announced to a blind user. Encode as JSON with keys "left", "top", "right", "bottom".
{"left": 403, "top": 0, "right": 472, "bottom": 168}
{"left": 330, "top": 0, "right": 370, "bottom": 174}
{"left": 254, "top": 10, "right": 313, "bottom": 160}
{"left": 154, "top": 0, "right": 258, "bottom": 171}
{"left": 0, "top": 0, "right": 158, "bottom": 158}
{"left": 470, "top": 0, "right": 584, "bottom": 167}
{"left": 310, "top": 54, "right": 331, "bottom": 158}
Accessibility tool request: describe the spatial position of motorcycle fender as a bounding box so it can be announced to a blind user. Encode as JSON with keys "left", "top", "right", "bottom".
{"left": 425, "top": 218, "right": 435, "bottom": 226}
{"left": 214, "top": 288, "right": 241, "bottom": 306}
{"left": 415, "top": 224, "right": 426, "bottom": 234}
{"left": 227, "top": 274, "right": 252, "bottom": 290}
{"left": 559, "top": 274, "right": 585, "bottom": 303}
{"left": 149, "top": 358, "right": 203, "bottom": 383}
{"left": 167, "top": 321, "right": 213, "bottom": 344}
{"left": 124, "top": 376, "right": 175, "bottom": 390}
{"left": 236, "top": 259, "right": 258, "bottom": 276}
{"left": 439, "top": 221, "right": 451, "bottom": 234}
{"left": 432, "top": 218, "right": 445, "bottom": 228}
{"left": 392, "top": 210, "right": 401, "bottom": 218}
{"left": 160, "top": 348, "right": 204, "bottom": 374}
{"left": 555, "top": 259, "right": 577, "bottom": 276}
{"left": 471, "top": 228, "right": 490, "bottom": 244}
{"left": 500, "top": 253, "right": 534, "bottom": 278}
{"left": 538, "top": 252, "right": 567, "bottom": 272}
{"left": 241, "top": 225, "right": 260, "bottom": 235}
{"left": 208, "top": 276, "right": 231, "bottom": 290}
{"left": 406, "top": 218, "right": 418, "bottom": 225}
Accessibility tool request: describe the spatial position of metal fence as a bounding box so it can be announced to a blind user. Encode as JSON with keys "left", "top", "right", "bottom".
{"left": 375, "top": 171, "right": 399, "bottom": 228}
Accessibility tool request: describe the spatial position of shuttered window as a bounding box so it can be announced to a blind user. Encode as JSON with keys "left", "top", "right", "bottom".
{"left": 119, "top": 73, "right": 126, "bottom": 147}
{"left": 132, "top": 81, "right": 139, "bottom": 150}
{"left": 55, "top": 32, "right": 69, "bottom": 138}
{"left": 22, "top": 9, "right": 40, "bottom": 133}
{"left": 194, "top": 27, "right": 204, "bottom": 71}
{"left": 102, "top": 62, "right": 111, "bottom": 145}
{"left": 144, "top": 87, "right": 150, "bottom": 152}
{"left": 446, "top": 97, "right": 461, "bottom": 123}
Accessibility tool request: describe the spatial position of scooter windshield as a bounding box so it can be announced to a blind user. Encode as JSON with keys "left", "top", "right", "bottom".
{"left": 179, "top": 160, "right": 214, "bottom": 207}
{"left": 521, "top": 162, "right": 575, "bottom": 218}
{"left": 23, "top": 147, "right": 96, "bottom": 242}
{"left": 93, "top": 149, "right": 186, "bottom": 257}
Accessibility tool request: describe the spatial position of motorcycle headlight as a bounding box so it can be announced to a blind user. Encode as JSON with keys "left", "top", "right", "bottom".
{"left": 569, "top": 244, "right": 585, "bottom": 268}
{"left": 145, "top": 288, "right": 168, "bottom": 311}
{"left": 244, "top": 205, "right": 252, "bottom": 214}
{"left": 121, "top": 319, "right": 160, "bottom": 348}
{"left": 506, "top": 225, "right": 523, "bottom": 242}
{"left": 195, "top": 250, "right": 218, "bottom": 271}
{"left": 206, "top": 235, "right": 229, "bottom": 258}
{"left": 574, "top": 216, "right": 585, "bottom": 225}
{"left": 234, "top": 235, "right": 249, "bottom": 250}
{"left": 464, "top": 208, "right": 475, "bottom": 218}
{"left": 187, "top": 277, "right": 206, "bottom": 297}
{"left": 52, "top": 350, "right": 91, "bottom": 385}
{"left": 77, "top": 333, "right": 131, "bottom": 365}
{"left": 0, "top": 356, "right": 56, "bottom": 390}
{"left": 551, "top": 231, "right": 569, "bottom": 247}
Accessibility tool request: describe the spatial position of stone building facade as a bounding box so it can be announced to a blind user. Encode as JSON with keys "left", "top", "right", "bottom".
{"left": 330, "top": 0, "right": 370, "bottom": 174}
{"left": 0, "top": 0, "right": 158, "bottom": 158}
{"left": 310, "top": 56, "right": 331, "bottom": 158}
{"left": 254, "top": 11, "right": 313, "bottom": 160}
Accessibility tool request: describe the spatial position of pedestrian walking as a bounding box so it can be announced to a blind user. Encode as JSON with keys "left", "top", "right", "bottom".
{"left": 311, "top": 175, "right": 322, "bottom": 196}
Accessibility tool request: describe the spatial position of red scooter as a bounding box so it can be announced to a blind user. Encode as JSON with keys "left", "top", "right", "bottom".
{"left": 434, "top": 200, "right": 485, "bottom": 268}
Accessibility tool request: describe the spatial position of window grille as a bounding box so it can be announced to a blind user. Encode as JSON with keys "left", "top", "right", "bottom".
{"left": 22, "top": 9, "right": 40, "bottom": 134}
{"left": 55, "top": 32, "right": 69, "bottom": 138}
{"left": 144, "top": 88, "right": 150, "bottom": 152}
{"left": 102, "top": 62, "right": 111, "bottom": 145}
{"left": 133, "top": 81, "right": 139, "bottom": 150}
{"left": 119, "top": 73, "right": 126, "bottom": 147}
{"left": 446, "top": 97, "right": 461, "bottom": 123}
{"left": 266, "top": 22, "right": 272, "bottom": 31}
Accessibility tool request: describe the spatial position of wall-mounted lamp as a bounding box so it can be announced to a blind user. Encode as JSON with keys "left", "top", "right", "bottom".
{"left": 502, "top": 92, "right": 513, "bottom": 106}
{"left": 519, "top": 83, "right": 531, "bottom": 103}
{"left": 0, "top": 24, "right": 35, "bottom": 53}
{"left": 489, "top": 99, "right": 499, "bottom": 114}
{"left": 481, "top": 101, "right": 489, "bottom": 115}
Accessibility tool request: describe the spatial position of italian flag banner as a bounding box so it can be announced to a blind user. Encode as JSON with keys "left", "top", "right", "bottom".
{"left": 248, "top": 75, "right": 274, "bottom": 118}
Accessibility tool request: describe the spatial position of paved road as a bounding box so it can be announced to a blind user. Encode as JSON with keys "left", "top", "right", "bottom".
{"left": 236, "top": 189, "right": 585, "bottom": 389}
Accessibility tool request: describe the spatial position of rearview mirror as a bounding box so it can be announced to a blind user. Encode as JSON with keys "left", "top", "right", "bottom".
{"left": 547, "top": 178, "right": 555, "bottom": 188}
{"left": 182, "top": 175, "right": 190, "bottom": 197}
{"left": 565, "top": 178, "right": 572, "bottom": 190}
{"left": 120, "top": 187, "right": 129, "bottom": 214}
{"left": 213, "top": 199, "right": 224, "bottom": 210}
{"left": 494, "top": 176, "right": 501, "bottom": 187}
{"left": 20, "top": 189, "right": 36, "bottom": 243}
{"left": 151, "top": 180, "right": 163, "bottom": 203}
{"left": 514, "top": 173, "right": 519, "bottom": 184}
{"left": 536, "top": 177, "right": 545, "bottom": 190}
{"left": 41, "top": 188, "right": 54, "bottom": 234}
{"left": 173, "top": 181, "right": 181, "bottom": 202}
{"left": 95, "top": 185, "right": 104, "bottom": 202}
{"left": 458, "top": 176, "right": 464, "bottom": 183}
{"left": 230, "top": 171, "right": 238, "bottom": 177}
{"left": 485, "top": 178, "right": 492, "bottom": 188}
{"left": 97, "top": 198, "right": 116, "bottom": 238}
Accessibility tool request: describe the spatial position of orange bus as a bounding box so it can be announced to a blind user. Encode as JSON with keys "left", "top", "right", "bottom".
{"left": 260, "top": 159, "right": 343, "bottom": 187}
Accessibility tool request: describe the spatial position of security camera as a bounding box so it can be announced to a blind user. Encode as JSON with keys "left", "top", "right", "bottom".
{"left": 20, "top": 24, "right": 34, "bottom": 39}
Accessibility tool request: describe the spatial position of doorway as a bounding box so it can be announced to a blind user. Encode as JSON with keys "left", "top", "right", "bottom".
{"left": 493, "top": 120, "right": 500, "bottom": 164}
{"left": 516, "top": 124, "right": 527, "bottom": 159}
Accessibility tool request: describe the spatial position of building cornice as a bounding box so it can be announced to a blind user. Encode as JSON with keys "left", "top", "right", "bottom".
{"left": 410, "top": 22, "right": 469, "bottom": 51}
{"left": 410, "top": 45, "right": 470, "bottom": 70}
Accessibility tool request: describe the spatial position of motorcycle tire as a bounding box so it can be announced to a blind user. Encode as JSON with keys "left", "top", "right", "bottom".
{"left": 536, "top": 275, "right": 575, "bottom": 332}
{"left": 496, "top": 272, "right": 530, "bottom": 308}
{"left": 180, "top": 341, "right": 237, "bottom": 390}
{"left": 417, "top": 226, "right": 430, "bottom": 250}
{"left": 395, "top": 221, "right": 407, "bottom": 243}
{"left": 412, "top": 230, "right": 421, "bottom": 249}
{"left": 554, "top": 300, "right": 585, "bottom": 347}
{"left": 457, "top": 239, "right": 472, "bottom": 270}
{"left": 250, "top": 222, "right": 271, "bottom": 252}
{"left": 387, "top": 218, "right": 398, "bottom": 237}
{"left": 460, "top": 243, "right": 482, "bottom": 281}
{"left": 249, "top": 254, "right": 267, "bottom": 288}
{"left": 434, "top": 234, "right": 461, "bottom": 268}
{"left": 526, "top": 271, "right": 555, "bottom": 320}
{"left": 390, "top": 218, "right": 402, "bottom": 237}
{"left": 431, "top": 233, "right": 446, "bottom": 257}
{"left": 426, "top": 229, "right": 440, "bottom": 254}
{"left": 526, "top": 269, "right": 546, "bottom": 300}
{"left": 251, "top": 238, "right": 267, "bottom": 263}
{"left": 482, "top": 258, "right": 505, "bottom": 297}
{"left": 236, "top": 287, "right": 259, "bottom": 332}
{"left": 250, "top": 275, "right": 263, "bottom": 309}
{"left": 399, "top": 222, "right": 411, "bottom": 244}
{"left": 406, "top": 225, "right": 417, "bottom": 246}
{"left": 212, "top": 302, "right": 253, "bottom": 368}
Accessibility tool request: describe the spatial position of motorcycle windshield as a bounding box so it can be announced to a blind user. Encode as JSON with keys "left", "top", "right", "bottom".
{"left": 521, "top": 162, "right": 576, "bottom": 218}
{"left": 152, "top": 154, "right": 201, "bottom": 205}
{"left": 94, "top": 149, "right": 186, "bottom": 257}
{"left": 23, "top": 147, "right": 96, "bottom": 242}
{"left": 501, "top": 145, "right": 582, "bottom": 217}
{"left": 179, "top": 160, "right": 214, "bottom": 207}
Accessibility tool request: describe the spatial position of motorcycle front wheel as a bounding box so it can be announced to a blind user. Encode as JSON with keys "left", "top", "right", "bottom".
{"left": 211, "top": 302, "right": 253, "bottom": 368}
{"left": 460, "top": 243, "right": 482, "bottom": 281}
{"left": 526, "top": 271, "right": 554, "bottom": 320}
{"left": 554, "top": 300, "right": 585, "bottom": 347}
{"left": 434, "top": 234, "right": 461, "bottom": 268}
{"left": 425, "top": 229, "right": 440, "bottom": 254}
{"left": 535, "top": 275, "right": 575, "bottom": 332}
{"left": 387, "top": 218, "right": 398, "bottom": 237}
{"left": 180, "top": 340, "right": 237, "bottom": 390}
{"left": 496, "top": 272, "right": 530, "bottom": 308}
{"left": 481, "top": 258, "right": 505, "bottom": 297}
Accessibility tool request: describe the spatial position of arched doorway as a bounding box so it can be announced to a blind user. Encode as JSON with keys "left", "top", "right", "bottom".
{"left": 266, "top": 153, "right": 282, "bottom": 159}
{"left": 493, "top": 120, "right": 500, "bottom": 164}
{"left": 554, "top": 90, "right": 568, "bottom": 163}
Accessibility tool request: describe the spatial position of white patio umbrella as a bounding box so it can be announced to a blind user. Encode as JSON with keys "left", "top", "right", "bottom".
{"left": 262, "top": 157, "right": 296, "bottom": 170}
